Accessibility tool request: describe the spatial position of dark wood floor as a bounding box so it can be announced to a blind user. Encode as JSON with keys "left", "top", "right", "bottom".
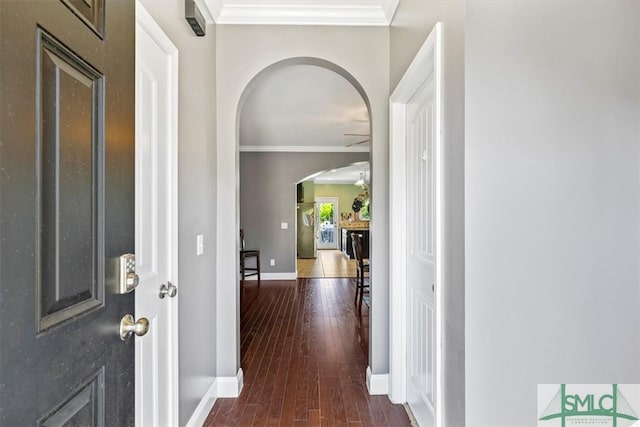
{"left": 204, "top": 278, "right": 411, "bottom": 426}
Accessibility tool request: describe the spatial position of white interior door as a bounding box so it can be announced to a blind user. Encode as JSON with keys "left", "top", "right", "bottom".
{"left": 405, "top": 73, "right": 437, "bottom": 427}
{"left": 135, "top": 3, "right": 179, "bottom": 426}
{"left": 316, "top": 197, "right": 339, "bottom": 250}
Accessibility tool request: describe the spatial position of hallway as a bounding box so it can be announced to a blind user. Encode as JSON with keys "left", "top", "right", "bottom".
{"left": 204, "top": 278, "right": 410, "bottom": 426}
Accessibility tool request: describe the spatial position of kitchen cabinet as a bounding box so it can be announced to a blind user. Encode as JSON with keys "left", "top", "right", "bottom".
{"left": 341, "top": 228, "right": 369, "bottom": 259}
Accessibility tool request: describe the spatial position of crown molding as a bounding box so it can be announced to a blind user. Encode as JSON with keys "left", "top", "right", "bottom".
{"left": 239, "top": 145, "right": 370, "bottom": 153}
{"left": 202, "top": 0, "right": 399, "bottom": 26}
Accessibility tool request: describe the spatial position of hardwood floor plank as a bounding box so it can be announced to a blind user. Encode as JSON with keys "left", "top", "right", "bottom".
{"left": 251, "top": 401, "right": 271, "bottom": 427}
{"left": 350, "top": 376, "right": 376, "bottom": 426}
{"left": 239, "top": 404, "right": 258, "bottom": 426}
{"left": 244, "top": 284, "right": 292, "bottom": 406}
{"left": 205, "top": 398, "right": 234, "bottom": 426}
{"left": 224, "top": 400, "right": 246, "bottom": 426}
{"left": 279, "top": 352, "right": 300, "bottom": 424}
{"left": 308, "top": 409, "right": 322, "bottom": 426}
{"left": 265, "top": 287, "right": 297, "bottom": 422}
{"left": 339, "top": 361, "right": 361, "bottom": 423}
{"left": 377, "top": 395, "right": 413, "bottom": 426}
{"left": 330, "top": 388, "right": 348, "bottom": 425}
{"left": 206, "top": 278, "right": 410, "bottom": 426}
{"left": 293, "top": 355, "right": 309, "bottom": 421}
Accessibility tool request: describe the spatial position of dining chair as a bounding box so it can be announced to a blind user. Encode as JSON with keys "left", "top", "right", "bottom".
{"left": 351, "top": 233, "right": 369, "bottom": 310}
{"left": 240, "top": 229, "right": 260, "bottom": 281}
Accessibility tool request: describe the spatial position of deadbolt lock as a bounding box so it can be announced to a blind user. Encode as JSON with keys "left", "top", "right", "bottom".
{"left": 112, "top": 253, "right": 139, "bottom": 294}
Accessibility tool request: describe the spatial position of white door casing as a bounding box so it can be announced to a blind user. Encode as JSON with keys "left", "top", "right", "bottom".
{"left": 135, "top": 3, "right": 179, "bottom": 426}
{"left": 389, "top": 22, "right": 443, "bottom": 427}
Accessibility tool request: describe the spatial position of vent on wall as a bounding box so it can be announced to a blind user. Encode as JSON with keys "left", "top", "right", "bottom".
{"left": 185, "top": 0, "right": 206, "bottom": 36}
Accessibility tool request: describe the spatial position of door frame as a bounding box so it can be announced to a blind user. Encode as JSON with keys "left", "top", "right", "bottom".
{"left": 315, "top": 196, "right": 339, "bottom": 250}
{"left": 134, "top": 2, "right": 180, "bottom": 425}
{"left": 389, "top": 22, "right": 443, "bottom": 422}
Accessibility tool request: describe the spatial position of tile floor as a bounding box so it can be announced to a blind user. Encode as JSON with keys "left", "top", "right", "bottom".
{"left": 297, "top": 250, "right": 357, "bottom": 278}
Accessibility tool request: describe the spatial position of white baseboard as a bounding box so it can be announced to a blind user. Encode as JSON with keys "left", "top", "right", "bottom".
{"left": 244, "top": 272, "right": 297, "bottom": 281}
{"left": 366, "top": 366, "right": 389, "bottom": 395}
{"left": 217, "top": 368, "right": 244, "bottom": 397}
{"left": 184, "top": 369, "right": 244, "bottom": 427}
{"left": 185, "top": 379, "right": 218, "bottom": 427}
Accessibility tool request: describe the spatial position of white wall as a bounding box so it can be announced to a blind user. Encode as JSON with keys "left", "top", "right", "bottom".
{"left": 466, "top": 1, "right": 640, "bottom": 426}
{"left": 216, "top": 25, "right": 390, "bottom": 378}
{"left": 390, "top": 1, "right": 466, "bottom": 425}
{"left": 137, "top": 2, "right": 218, "bottom": 425}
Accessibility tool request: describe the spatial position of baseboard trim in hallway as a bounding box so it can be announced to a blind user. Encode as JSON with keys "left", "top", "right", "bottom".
{"left": 185, "top": 369, "right": 244, "bottom": 427}
{"left": 186, "top": 379, "right": 218, "bottom": 427}
{"left": 243, "top": 273, "right": 297, "bottom": 281}
{"left": 366, "top": 366, "right": 390, "bottom": 395}
{"left": 218, "top": 369, "right": 244, "bottom": 397}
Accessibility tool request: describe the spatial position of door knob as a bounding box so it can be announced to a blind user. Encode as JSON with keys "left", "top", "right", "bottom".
{"left": 119, "top": 314, "right": 149, "bottom": 341}
{"left": 159, "top": 282, "right": 177, "bottom": 299}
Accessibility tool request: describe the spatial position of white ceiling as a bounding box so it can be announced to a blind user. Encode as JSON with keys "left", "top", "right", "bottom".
{"left": 201, "top": 0, "right": 400, "bottom": 26}
{"left": 239, "top": 64, "right": 370, "bottom": 152}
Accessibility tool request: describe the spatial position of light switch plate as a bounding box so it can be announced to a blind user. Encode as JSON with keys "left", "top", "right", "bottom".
{"left": 281, "top": 222, "right": 288, "bottom": 229}
{"left": 196, "top": 234, "right": 204, "bottom": 256}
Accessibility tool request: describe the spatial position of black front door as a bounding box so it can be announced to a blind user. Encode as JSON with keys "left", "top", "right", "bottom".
{"left": 0, "top": 0, "right": 136, "bottom": 424}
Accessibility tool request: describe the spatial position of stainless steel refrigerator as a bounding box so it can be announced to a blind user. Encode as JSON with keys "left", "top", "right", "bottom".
{"left": 297, "top": 203, "right": 316, "bottom": 258}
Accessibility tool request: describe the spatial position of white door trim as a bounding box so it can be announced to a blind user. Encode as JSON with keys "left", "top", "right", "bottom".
{"left": 389, "top": 22, "right": 443, "bottom": 423}
{"left": 135, "top": 3, "right": 180, "bottom": 426}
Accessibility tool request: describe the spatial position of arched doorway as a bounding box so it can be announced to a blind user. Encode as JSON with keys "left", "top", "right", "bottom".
{"left": 237, "top": 60, "right": 371, "bottom": 279}
{"left": 235, "top": 57, "right": 374, "bottom": 384}
{"left": 215, "top": 45, "right": 391, "bottom": 399}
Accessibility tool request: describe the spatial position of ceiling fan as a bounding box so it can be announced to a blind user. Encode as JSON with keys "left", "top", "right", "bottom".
{"left": 344, "top": 133, "right": 370, "bottom": 147}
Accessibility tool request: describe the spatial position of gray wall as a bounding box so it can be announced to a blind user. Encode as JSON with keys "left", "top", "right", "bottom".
{"left": 390, "top": 1, "right": 466, "bottom": 425}
{"left": 466, "top": 1, "right": 640, "bottom": 426}
{"left": 240, "top": 152, "right": 368, "bottom": 273}
{"left": 137, "top": 2, "right": 218, "bottom": 425}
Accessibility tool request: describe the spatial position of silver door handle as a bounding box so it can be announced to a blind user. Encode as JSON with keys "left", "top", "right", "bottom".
{"left": 159, "top": 282, "right": 177, "bottom": 299}
{"left": 119, "top": 314, "right": 149, "bottom": 341}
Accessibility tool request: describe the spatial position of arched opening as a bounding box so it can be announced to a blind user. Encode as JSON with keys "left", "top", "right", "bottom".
{"left": 236, "top": 57, "right": 373, "bottom": 279}
{"left": 235, "top": 57, "right": 375, "bottom": 386}
{"left": 237, "top": 57, "right": 372, "bottom": 122}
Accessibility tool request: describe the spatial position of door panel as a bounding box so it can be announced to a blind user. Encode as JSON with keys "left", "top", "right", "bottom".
{"left": 0, "top": 1, "right": 135, "bottom": 425}
{"left": 406, "top": 74, "right": 436, "bottom": 427}
{"left": 60, "top": 0, "right": 105, "bottom": 37}
{"left": 37, "top": 28, "right": 105, "bottom": 332}
{"left": 39, "top": 368, "right": 105, "bottom": 427}
{"left": 135, "top": 8, "right": 179, "bottom": 425}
